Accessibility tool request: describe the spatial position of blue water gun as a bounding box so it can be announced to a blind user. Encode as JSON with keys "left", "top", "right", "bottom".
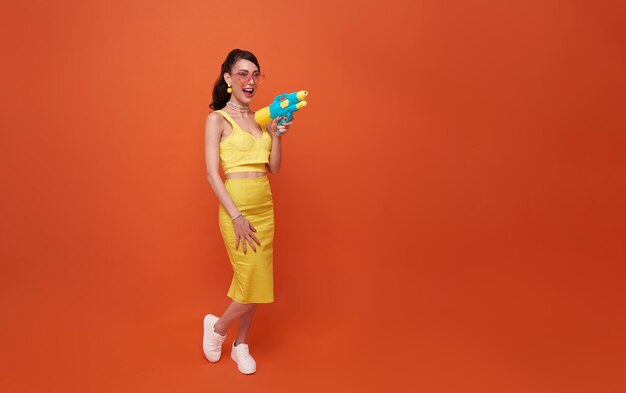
{"left": 255, "top": 90, "right": 308, "bottom": 135}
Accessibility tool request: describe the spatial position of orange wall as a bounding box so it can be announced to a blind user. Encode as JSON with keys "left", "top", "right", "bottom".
{"left": 1, "top": 1, "right": 625, "bottom": 392}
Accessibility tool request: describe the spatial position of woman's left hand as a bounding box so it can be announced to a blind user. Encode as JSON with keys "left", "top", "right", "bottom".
{"left": 268, "top": 115, "right": 294, "bottom": 138}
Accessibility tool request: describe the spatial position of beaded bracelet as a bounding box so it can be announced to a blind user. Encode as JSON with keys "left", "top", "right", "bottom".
{"left": 231, "top": 212, "right": 243, "bottom": 222}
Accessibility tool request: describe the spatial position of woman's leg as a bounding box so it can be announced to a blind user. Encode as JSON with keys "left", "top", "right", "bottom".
{"left": 213, "top": 301, "right": 256, "bottom": 336}
{"left": 234, "top": 305, "right": 257, "bottom": 345}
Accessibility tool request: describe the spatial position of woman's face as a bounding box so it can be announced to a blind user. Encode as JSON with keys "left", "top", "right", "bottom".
{"left": 225, "top": 59, "right": 264, "bottom": 103}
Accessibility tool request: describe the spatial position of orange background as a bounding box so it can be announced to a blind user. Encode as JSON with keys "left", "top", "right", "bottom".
{"left": 1, "top": 1, "right": 625, "bottom": 392}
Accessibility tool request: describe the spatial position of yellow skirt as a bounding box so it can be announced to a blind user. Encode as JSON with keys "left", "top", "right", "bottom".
{"left": 218, "top": 174, "right": 274, "bottom": 304}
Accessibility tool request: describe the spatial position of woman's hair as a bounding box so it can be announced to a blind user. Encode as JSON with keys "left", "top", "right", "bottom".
{"left": 209, "top": 49, "right": 261, "bottom": 110}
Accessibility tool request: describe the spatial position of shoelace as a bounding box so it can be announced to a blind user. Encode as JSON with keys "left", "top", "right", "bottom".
{"left": 237, "top": 345, "right": 252, "bottom": 360}
{"left": 209, "top": 329, "right": 226, "bottom": 347}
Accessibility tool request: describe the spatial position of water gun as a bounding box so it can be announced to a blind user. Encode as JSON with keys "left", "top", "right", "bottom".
{"left": 255, "top": 90, "right": 308, "bottom": 135}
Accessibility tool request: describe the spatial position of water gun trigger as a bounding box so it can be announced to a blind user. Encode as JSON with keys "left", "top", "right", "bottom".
{"left": 277, "top": 113, "right": 291, "bottom": 128}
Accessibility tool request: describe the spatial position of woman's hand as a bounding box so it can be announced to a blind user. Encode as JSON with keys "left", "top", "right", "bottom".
{"left": 233, "top": 214, "right": 260, "bottom": 254}
{"left": 267, "top": 115, "right": 294, "bottom": 138}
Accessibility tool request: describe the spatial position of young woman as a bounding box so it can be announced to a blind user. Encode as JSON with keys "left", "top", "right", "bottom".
{"left": 202, "top": 49, "right": 293, "bottom": 374}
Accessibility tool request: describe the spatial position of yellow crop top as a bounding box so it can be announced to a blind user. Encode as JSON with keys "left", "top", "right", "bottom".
{"left": 216, "top": 110, "right": 272, "bottom": 175}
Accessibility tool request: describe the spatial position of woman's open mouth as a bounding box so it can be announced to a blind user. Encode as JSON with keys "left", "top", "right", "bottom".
{"left": 243, "top": 87, "right": 254, "bottom": 97}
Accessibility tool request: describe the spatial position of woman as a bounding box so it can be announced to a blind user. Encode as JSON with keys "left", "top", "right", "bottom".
{"left": 202, "top": 49, "right": 293, "bottom": 375}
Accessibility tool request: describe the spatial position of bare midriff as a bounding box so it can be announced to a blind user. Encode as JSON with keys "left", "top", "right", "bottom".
{"left": 225, "top": 171, "right": 266, "bottom": 179}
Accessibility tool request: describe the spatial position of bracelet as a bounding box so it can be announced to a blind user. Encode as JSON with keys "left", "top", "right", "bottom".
{"left": 231, "top": 212, "right": 243, "bottom": 221}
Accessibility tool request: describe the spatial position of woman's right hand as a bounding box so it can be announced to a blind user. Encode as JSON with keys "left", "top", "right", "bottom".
{"left": 233, "top": 214, "right": 260, "bottom": 254}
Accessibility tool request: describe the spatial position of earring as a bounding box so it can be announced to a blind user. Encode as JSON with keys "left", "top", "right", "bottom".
{"left": 227, "top": 83, "right": 232, "bottom": 94}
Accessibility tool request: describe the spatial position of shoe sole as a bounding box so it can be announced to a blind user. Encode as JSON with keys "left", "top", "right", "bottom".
{"left": 203, "top": 314, "right": 222, "bottom": 362}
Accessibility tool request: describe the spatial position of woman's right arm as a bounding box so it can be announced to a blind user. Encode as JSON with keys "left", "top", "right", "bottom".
{"left": 205, "top": 112, "right": 260, "bottom": 253}
{"left": 204, "top": 112, "right": 241, "bottom": 219}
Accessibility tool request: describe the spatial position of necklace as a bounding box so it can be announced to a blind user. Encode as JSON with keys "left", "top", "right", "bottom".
{"left": 226, "top": 101, "right": 249, "bottom": 113}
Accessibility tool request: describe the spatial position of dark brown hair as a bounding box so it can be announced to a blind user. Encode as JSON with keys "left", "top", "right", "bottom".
{"left": 209, "top": 49, "right": 261, "bottom": 110}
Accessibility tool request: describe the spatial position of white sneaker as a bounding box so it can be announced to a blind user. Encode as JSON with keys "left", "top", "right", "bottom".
{"left": 231, "top": 341, "right": 257, "bottom": 374}
{"left": 203, "top": 314, "right": 226, "bottom": 362}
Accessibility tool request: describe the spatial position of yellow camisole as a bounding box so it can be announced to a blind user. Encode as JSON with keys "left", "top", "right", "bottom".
{"left": 216, "top": 109, "right": 272, "bottom": 175}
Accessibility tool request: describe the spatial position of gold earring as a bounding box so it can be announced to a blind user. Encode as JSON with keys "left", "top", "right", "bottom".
{"left": 227, "top": 83, "right": 232, "bottom": 94}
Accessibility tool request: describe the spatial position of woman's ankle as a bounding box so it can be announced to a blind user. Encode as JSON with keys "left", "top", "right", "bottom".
{"left": 214, "top": 321, "right": 227, "bottom": 336}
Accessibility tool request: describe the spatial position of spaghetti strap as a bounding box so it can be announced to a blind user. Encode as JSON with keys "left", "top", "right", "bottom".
{"left": 215, "top": 110, "right": 240, "bottom": 131}
{"left": 215, "top": 110, "right": 242, "bottom": 139}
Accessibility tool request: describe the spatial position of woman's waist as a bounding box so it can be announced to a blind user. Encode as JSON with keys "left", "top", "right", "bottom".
{"left": 225, "top": 172, "right": 269, "bottom": 183}
{"left": 224, "top": 162, "right": 268, "bottom": 178}
{"left": 223, "top": 175, "right": 273, "bottom": 205}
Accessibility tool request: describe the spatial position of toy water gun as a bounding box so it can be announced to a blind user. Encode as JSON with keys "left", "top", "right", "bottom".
{"left": 255, "top": 90, "right": 308, "bottom": 135}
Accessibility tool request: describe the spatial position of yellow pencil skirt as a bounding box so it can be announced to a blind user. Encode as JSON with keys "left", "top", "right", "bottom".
{"left": 218, "top": 174, "right": 275, "bottom": 304}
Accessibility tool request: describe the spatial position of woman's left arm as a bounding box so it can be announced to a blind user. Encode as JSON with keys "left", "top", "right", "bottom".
{"left": 266, "top": 116, "right": 294, "bottom": 175}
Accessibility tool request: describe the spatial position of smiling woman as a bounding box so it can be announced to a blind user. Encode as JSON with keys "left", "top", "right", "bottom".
{"left": 202, "top": 48, "right": 292, "bottom": 375}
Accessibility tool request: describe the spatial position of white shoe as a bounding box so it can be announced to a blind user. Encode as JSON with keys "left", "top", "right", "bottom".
{"left": 203, "top": 314, "right": 226, "bottom": 362}
{"left": 231, "top": 341, "right": 257, "bottom": 374}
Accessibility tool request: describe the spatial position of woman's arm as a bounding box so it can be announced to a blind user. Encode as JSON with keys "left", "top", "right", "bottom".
{"left": 265, "top": 117, "right": 289, "bottom": 175}
{"left": 267, "top": 132, "right": 282, "bottom": 175}
{"left": 204, "top": 112, "right": 241, "bottom": 219}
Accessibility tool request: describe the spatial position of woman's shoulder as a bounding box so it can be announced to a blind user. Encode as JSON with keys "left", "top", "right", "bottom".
{"left": 206, "top": 110, "right": 228, "bottom": 133}
{"left": 208, "top": 110, "right": 230, "bottom": 123}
